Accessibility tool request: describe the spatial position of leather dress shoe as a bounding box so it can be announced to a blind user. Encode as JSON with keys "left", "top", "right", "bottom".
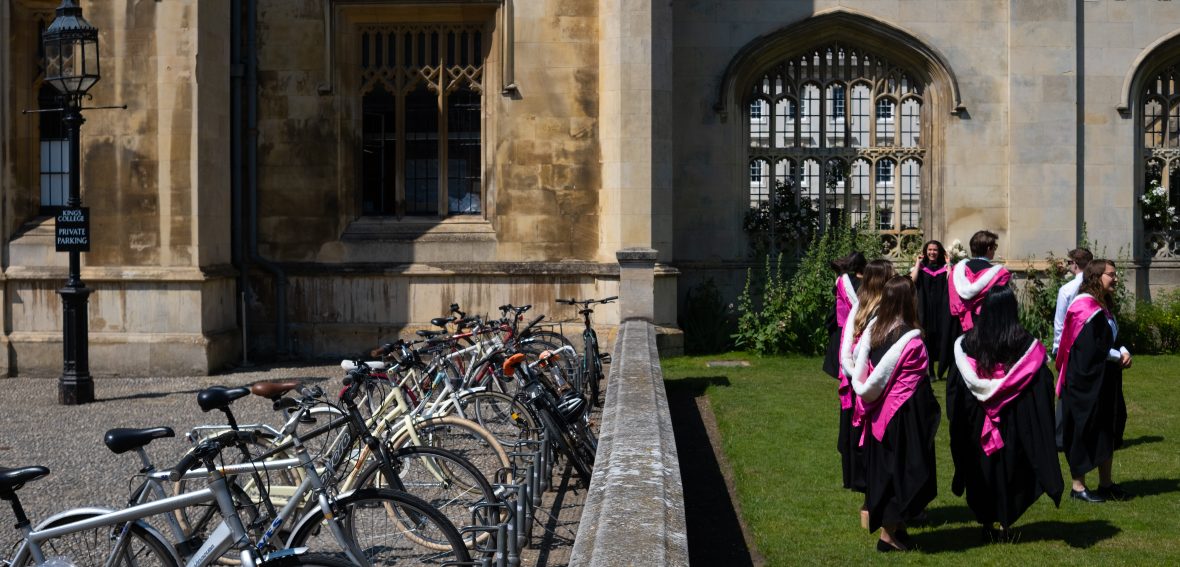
{"left": 1096, "top": 483, "right": 1132, "bottom": 501}
{"left": 1070, "top": 488, "right": 1105, "bottom": 503}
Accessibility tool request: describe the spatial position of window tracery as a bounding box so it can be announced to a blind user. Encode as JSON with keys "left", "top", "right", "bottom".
{"left": 745, "top": 41, "right": 926, "bottom": 256}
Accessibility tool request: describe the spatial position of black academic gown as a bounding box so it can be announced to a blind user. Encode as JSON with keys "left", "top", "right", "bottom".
{"left": 946, "top": 341, "right": 1064, "bottom": 528}
{"left": 915, "top": 261, "right": 952, "bottom": 378}
{"left": 823, "top": 276, "right": 860, "bottom": 378}
{"left": 1060, "top": 314, "right": 1127, "bottom": 478}
{"left": 862, "top": 329, "right": 941, "bottom": 532}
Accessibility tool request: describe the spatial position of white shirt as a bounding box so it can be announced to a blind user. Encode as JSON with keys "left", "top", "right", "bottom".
{"left": 1052, "top": 272, "right": 1084, "bottom": 355}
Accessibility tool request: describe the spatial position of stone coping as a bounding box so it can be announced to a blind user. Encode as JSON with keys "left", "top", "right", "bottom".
{"left": 570, "top": 320, "right": 688, "bottom": 566}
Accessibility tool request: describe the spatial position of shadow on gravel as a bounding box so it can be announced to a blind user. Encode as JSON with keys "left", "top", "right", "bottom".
{"left": 666, "top": 376, "right": 758, "bottom": 567}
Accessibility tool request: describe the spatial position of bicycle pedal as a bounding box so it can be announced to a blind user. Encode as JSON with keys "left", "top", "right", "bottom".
{"left": 598, "top": 353, "right": 611, "bottom": 364}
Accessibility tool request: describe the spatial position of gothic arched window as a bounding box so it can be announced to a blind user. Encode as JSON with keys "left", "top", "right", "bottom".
{"left": 745, "top": 42, "right": 926, "bottom": 255}
{"left": 1142, "top": 63, "right": 1180, "bottom": 257}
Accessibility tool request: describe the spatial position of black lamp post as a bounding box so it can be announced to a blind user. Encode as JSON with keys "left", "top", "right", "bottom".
{"left": 43, "top": 0, "right": 100, "bottom": 405}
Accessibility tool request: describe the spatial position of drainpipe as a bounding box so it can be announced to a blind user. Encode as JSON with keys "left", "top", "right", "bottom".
{"left": 245, "top": 0, "right": 289, "bottom": 356}
{"left": 230, "top": 0, "right": 248, "bottom": 362}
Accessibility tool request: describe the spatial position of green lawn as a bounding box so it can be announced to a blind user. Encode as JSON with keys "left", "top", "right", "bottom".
{"left": 663, "top": 354, "right": 1180, "bottom": 565}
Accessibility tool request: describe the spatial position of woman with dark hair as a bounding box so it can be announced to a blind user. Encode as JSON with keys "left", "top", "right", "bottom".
{"left": 909, "top": 240, "right": 952, "bottom": 379}
{"left": 847, "top": 276, "right": 940, "bottom": 552}
{"left": 1056, "top": 259, "right": 1131, "bottom": 503}
{"left": 823, "top": 251, "right": 867, "bottom": 379}
{"left": 946, "top": 285, "right": 1063, "bottom": 535}
{"left": 838, "top": 259, "right": 895, "bottom": 505}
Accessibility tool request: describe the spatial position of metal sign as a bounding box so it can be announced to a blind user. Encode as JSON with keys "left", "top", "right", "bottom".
{"left": 55, "top": 207, "right": 90, "bottom": 252}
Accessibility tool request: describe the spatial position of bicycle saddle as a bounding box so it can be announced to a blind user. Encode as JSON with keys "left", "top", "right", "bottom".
{"left": 0, "top": 466, "right": 50, "bottom": 497}
{"left": 197, "top": 385, "right": 251, "bottom": 412}
{"left": 431, "top": 317, "right": 452, "bottom": 328}
{"left": 250, "top": 380, "right": 301, "bottom": 401}
{"left": 103, "top": 427, "right": 175, "bottom": 454}
{"left": 416, "top": 329, "right": 445, "bottom": 338}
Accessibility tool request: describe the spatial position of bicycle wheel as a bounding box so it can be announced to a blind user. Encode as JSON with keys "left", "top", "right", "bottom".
{"left": 354, "top": 445, "right": 499, "bottom": 549}
{"left": 536, "top": 408, "right": 594, "bottom": 487}
{"left": 390, "top": 415, "right": 513, "bottom": 485}
{"left": 258, "top": 552, "right": 354, "bottom": 566}
{"left": 586, "top": 338, "right": 603, "bottom": 406}
{"left": 286, "top": 488, "right": 472, "bottom": 566}
{"left": 14, "top": 511, "right": 177, "bottom": 567}
{"left": 455, "top": 389, "right": 540, "bottom": 448}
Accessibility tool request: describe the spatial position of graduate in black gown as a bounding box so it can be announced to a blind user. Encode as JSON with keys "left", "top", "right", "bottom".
{"left": 1055, "top": 259, "right": 1132, "bottom": 503}
{"left": 948, "top": 231, "right": 1011, "bottom": 341}
{"left": 823, "top": 252, "right": 866, "bottom": 379}
{"left": 837, "top": 260, "right": 895, "bottom": 503}
{"left": 946, "top": 286, "right": 1063, "bottom": 534}
{"left": 846, "top": 276, "right": 940, "bottom": 552}
{"left": 909, "top": 240, "right": 952, "bottom": 379}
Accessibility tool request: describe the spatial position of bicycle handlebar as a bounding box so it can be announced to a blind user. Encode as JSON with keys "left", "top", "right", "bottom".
{"left": 556, "top": 296, "right": 617, "bottom": 306}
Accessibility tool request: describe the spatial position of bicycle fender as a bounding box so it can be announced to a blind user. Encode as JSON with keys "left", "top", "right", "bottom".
{"left": 11, "top": 507, "right": 183, "bottom": 567}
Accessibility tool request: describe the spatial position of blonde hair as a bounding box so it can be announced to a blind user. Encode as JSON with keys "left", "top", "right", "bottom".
{"left": 853, "top": 259, "right": 896, "bottom": 337}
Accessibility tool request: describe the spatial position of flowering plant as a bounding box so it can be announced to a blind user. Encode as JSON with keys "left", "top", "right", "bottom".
{"left": 948, "top": 239, "right": 969, "bottom": 263}
{"left": 1141, "top": 179, "right": 1178, "bottom": 233}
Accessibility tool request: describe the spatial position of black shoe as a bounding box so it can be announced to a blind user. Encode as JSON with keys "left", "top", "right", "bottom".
{"left": 1096, "top": 483, "right": 1132, "bottom": 501}
{"left": 877, "top": 539, "right": 909, "bottom": 553}
{"left": 1070, "top": 488, "right": 1106, "bottom": 503}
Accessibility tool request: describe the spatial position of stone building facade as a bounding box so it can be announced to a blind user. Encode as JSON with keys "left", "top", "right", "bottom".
{"left": 2, "top": 0, "right": 1180, "bottom": 376}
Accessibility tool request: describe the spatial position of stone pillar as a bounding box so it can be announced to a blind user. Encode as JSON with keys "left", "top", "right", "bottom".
{"left": 1006, "top": 0, "right": 1078, "bottom": 259}
{"left": 617, "top": 247, "right": 656, "bottom": 321}
{"left": 598, "top": 0, "right": 674, "bottom": 261}
{"left": 1, "top": 1, "right": 10, "bottom": 378}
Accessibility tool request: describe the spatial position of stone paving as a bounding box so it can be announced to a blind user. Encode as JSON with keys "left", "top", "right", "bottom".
{"left": 0, "top": 364, "right": 590, "bottom": 566}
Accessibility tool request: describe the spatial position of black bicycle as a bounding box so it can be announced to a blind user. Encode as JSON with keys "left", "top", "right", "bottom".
{"left": 556, "top": 296, "right": 616, "bottom": 406}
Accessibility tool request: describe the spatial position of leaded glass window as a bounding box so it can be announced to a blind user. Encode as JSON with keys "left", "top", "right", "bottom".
{"left": 360, "top": 24, "right": 486, "bottom": 217}
{"left": 745, "top": 42, "right": 926, "bottom": 250}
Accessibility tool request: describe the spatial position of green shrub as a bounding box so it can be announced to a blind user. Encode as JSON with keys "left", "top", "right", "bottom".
{"left": 1016, "top": 256, "right": 1069, "bottom": 347}
{"left": 734, "top": 221, "right": 881, "bottom": 355}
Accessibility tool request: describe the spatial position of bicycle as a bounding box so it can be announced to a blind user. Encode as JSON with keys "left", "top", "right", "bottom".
{"left": 0, "top": 425, "right": 429, "bottom": 567}
{"left": 502, "top": 352, "right": 597, "bottom": 487}
{"left": 555, "top": 296, "right": 616, "bottom": 406}
{"left": 178, "top": 378, "right": 498, "bottom": 554}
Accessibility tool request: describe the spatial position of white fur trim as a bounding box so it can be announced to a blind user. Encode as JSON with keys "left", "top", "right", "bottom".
{"left": 953, "top": 337, "right": 1044, "bottom": 402}
{"left": 839, "top": 302, "right": 862, "bottom": 377}
{"left": 839, "top": 274, "right": 859, "bottom": 308}
{"left": 952, "top": 259, "right": 1007, "bottom": 300}
{"left": 849, "top": 325, "right": 922, "bottom": 403}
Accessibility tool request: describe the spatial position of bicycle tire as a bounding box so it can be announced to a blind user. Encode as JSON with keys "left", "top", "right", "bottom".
{"left": 13, "top": 511, "right": 178, "bottom": 567}
{"left": 258, "top": 552, "right": 354, "bottom": 566}
{"left": 455, "top": 388, "right": 540, "bottom": 448}
{"left": 285, "top": 488, "right": 472, "bottom": 566}
{"left": 389, "top": 415, "right": 513, "bottom": 485}
{"left": 353, "top": 445, "right": 499, "bottom": 550}
{"left": 587, "top": 336, "right": 603, "bottom": 406}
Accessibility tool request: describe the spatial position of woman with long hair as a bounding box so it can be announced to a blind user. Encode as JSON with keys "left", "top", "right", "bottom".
{"left": 1056, "top": 259, "right": 1131, "bottom": 503}
{"left": 837, "top": 259, "right": 895, "bottom": 502}
{"left": 946, "top": 285, "right": 1063, "bottom": 535}
{"left": 823, "top": 251, "right": 867, "bottom": 379}
{"left": 847, "top": 276, "right": 940, "bottom": 552}
{"left": 909, "top": 240, "right": 953, "bottom": 379}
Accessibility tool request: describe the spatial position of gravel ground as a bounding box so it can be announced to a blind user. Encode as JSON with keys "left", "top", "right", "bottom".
{"left": 0, "top": 363, "right": 589, "bottom": 566}
{"left": 0, "top": 363, "right": 365, "bottom": 554}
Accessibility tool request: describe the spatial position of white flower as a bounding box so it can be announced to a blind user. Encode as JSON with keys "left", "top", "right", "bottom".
{"left": 1155, "top": 213, "right": 1161, "bottom": 218}
{"left": 1155, "top": 186, "right": 1166, "bottom": 197}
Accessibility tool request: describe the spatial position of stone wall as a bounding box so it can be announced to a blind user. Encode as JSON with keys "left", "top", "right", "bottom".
{"left": 571, "top": 319, "right": 688, "bottom": 567}
{"left": 1, "top": 0, "right": 237, "bottom": 376}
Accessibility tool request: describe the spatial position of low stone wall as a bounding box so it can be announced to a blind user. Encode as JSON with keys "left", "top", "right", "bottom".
{"left": 570, "top": 319, "right": 688, "bottom": 566}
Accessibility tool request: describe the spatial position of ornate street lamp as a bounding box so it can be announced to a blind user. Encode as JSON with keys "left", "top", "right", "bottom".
{"left": 43, "top": 0, "right": 100, "bottom": 404}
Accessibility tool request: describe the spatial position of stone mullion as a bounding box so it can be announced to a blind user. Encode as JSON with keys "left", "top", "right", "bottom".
{"left": 394, "top": 31, "right": 407, "bottom": 219}
{"left": 436, "top": 52, "right": 448, "bottom": 218}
